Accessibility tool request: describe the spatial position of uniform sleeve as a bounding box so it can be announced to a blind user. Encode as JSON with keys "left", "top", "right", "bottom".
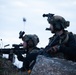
{"left": 59, "top": 32, "right": 76, "bottom": 57}
{"left": 16, "top": 50, "right": 24, "bottom": 61}
{"left": 17, "top": 55, "right": 24, "bottom": 61}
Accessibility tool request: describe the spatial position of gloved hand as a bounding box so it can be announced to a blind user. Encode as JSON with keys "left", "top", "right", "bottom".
{"left": 46, "top": 45, "right": 60, "bottom": 54}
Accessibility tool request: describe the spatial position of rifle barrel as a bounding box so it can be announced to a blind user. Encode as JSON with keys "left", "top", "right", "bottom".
{"left": 0, "top": 48, "right": 26, "bottom": 54}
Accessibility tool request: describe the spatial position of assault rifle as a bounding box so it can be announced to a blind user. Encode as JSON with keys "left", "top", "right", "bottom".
{"left": 0, "top": 30, "right": 26, "bottom": 62}
{"left": 0, "top": 18, "right": 26, "bottom": 62}
{"left": 0, "top": 44, "right": 27, "bottom": 62}
{"left": 40, "top": 35, "right": 60, "bottom": 57}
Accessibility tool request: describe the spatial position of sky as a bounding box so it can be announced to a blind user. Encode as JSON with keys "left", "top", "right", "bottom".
{"left": 0, "top": 0, "right": 76, "bottom": 48}
{"left": 1, "top": 0, "right": 76, "bottom": 68}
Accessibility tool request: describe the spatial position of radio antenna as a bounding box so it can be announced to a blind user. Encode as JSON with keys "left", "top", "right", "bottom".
{"left": 23, "top": 17, "right": 26, "bottom": 31}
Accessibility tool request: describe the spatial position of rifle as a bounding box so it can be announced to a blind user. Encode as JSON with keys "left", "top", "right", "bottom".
{"left": 40, "top": 35, "right": 60, "bottom": 57}
{"left": 0, "top": 18, "right": 26, "bottom": 62}
{"left": 0, "top": 44, "right": 27, "bottom": 62}
{"left": 0, "top": 29, "right": 26, "bottom": 62}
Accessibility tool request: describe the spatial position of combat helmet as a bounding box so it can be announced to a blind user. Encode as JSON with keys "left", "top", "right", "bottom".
{"left": 22, "top": 34, "right": 39, "bottom": 46}
{"left": 43, "top": 13, "right": 70, "bottom": 31}
{"left": 49, "top": 15, "right": 70, "bottom": 31}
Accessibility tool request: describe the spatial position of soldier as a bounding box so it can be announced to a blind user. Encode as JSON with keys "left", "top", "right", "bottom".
{"left": 16, "top": 34, "right": 40, "bottom": 73}
{"left": 43, "top": 14, "right": 76, "bottom": 61}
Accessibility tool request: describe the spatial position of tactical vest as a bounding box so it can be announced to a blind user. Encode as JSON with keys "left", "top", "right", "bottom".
{"left": 59, "top": 32, "right": 69, "bottom": 44}
{"left": 49, "top": 31, "right": 70, "bottom": 46}
{"left": 49, "top": 31, "right": 70, "bottom": 58}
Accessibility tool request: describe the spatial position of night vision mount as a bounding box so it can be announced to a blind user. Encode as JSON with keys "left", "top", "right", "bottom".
{"left": 43, "top": 13, "right": 54, "bottom": 24}
{"left": 43, "top": 13, "right": 54, "bottom": 31}
{"left": 19, "top": 31, "right": 25, "bottom": 39}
